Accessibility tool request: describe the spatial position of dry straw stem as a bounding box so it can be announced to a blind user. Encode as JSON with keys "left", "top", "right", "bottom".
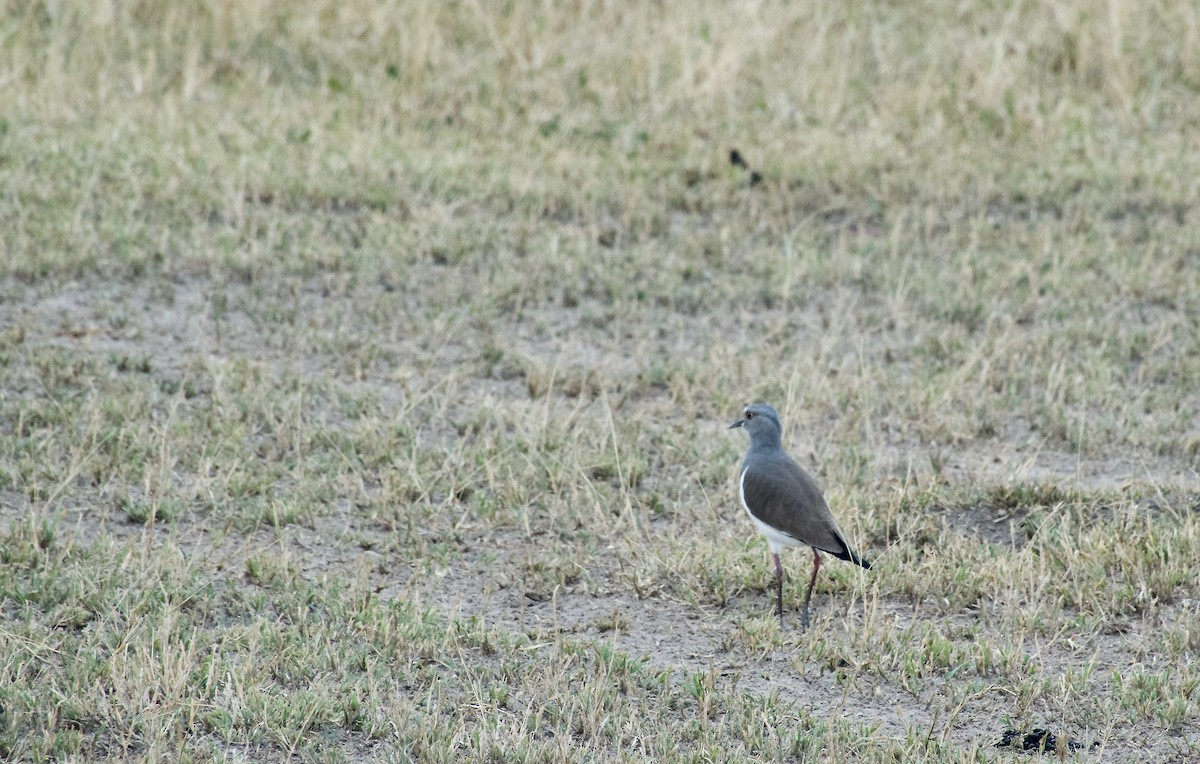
{"left": 2, "top": 0, "right": 1200, "bottom": 761}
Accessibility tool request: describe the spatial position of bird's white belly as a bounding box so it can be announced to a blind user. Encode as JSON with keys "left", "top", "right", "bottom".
{"left": 739, "top": 467, "right": 803, "bottom": 554}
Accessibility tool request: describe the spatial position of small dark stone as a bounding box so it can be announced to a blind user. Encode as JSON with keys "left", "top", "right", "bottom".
{"left": 1023, "top": 729, "right": 1058, "bottom": 752}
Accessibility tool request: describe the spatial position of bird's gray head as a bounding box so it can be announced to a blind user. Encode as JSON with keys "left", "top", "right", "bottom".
{"left": 728, "top": 403, "right": 783, "bottom": 448}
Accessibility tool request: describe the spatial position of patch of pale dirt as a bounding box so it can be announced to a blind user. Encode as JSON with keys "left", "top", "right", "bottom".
{"left": 942, "top": 504, "right": 1030, "bottom": 549}
{"left": 875, "top": 437, "right": 1199, "bottom": 494}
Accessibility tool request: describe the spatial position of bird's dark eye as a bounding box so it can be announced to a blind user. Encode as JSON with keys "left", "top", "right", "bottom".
{"left": 745, "top": 412, "right": 754, "bottom": 419}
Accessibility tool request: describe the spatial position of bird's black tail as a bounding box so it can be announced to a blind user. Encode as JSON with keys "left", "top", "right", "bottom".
{"left": 847, "top": 549, "right": 872, "bottom": 570}
{"left": 831, "top": 537, "right": 872, "bottom": 570}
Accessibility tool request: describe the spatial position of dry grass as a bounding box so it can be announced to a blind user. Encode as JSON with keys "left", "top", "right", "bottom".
{"left": 2, "top": 0, "right": 1200, "bottom": 761}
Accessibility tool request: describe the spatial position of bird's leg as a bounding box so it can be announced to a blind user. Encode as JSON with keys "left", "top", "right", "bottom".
{"left": 773, "top": 552, "right": 785, "bottom": 626}
{"left": 800, "top": 548, "right": 822, "bottom": 629}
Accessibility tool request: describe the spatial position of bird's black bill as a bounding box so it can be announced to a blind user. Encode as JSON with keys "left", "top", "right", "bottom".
{"left": 728, "top": 419, "right": 745, "bottom": 429}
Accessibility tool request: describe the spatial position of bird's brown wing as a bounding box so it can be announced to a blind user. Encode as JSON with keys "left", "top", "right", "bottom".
{"left": 742, "top": 455, "right": 871, "bottom": 568}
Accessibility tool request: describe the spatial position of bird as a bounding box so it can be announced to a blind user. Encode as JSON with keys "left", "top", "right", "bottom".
{"left": 729, "top": 403, "right": 871, "bottom": 627}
